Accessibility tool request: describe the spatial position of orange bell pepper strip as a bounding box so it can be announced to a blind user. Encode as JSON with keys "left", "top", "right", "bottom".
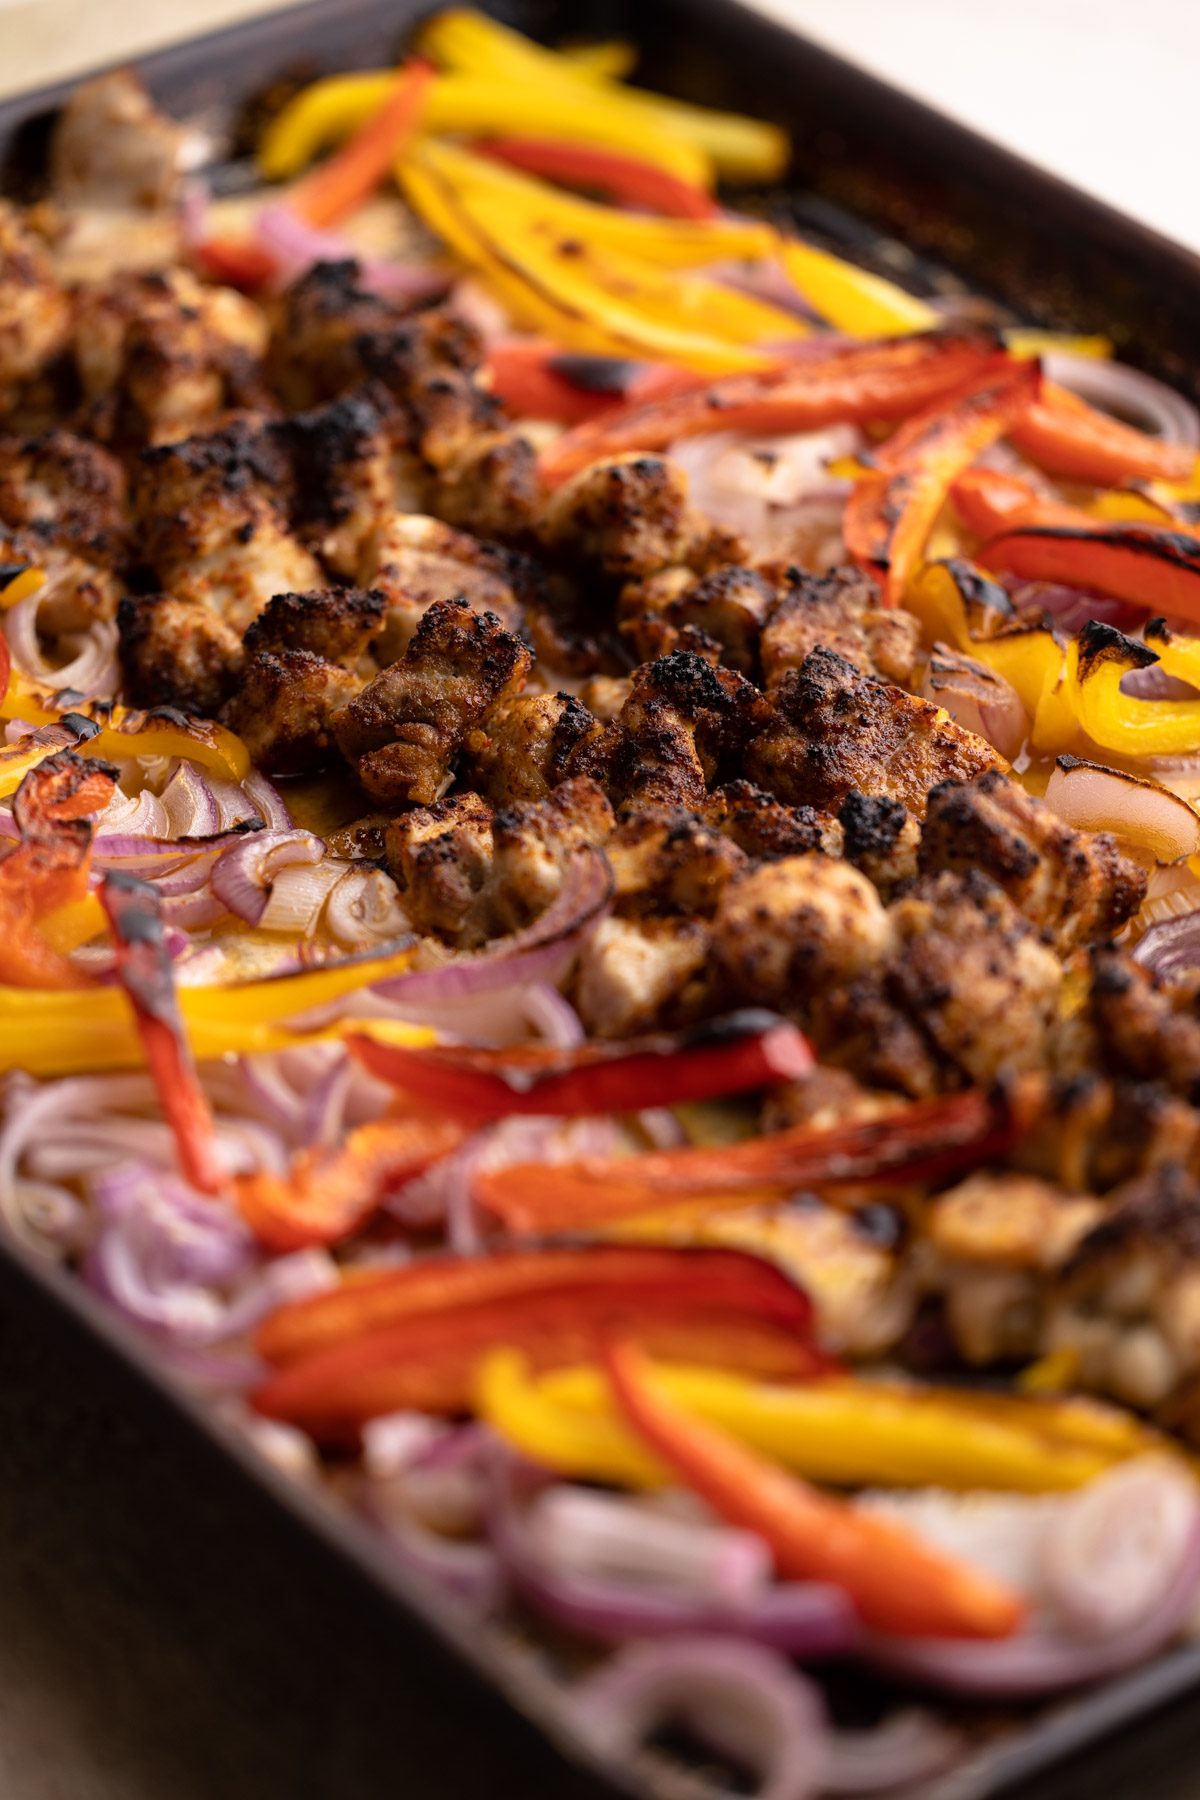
{"left": 540, "top": 329, "right": 1011, "bottom": 483}
{"left": 603, "top": 1338, "right": 1024, "bottom": 1639}
{"left": 980, "top": 521, "right": 1200, "bottom": 627}
{"left": 191, "top": 237, "right": 278, "bottom": 292}
{"left": 0, "top": 751, "right": 115, "bottom": 989}
{"left": 346, "top": 1011, "right": 812, "bottom": 1122}
{"left": 290, "top": 58, "right": 435, "bottom": 228}
{"left": 99, "top": 870, "right": 225, "bottom": 1196}
{"left": 472, "top": 136, "right": 719, "bottom": 219}
{"left": 475, "top": 1085, "right": 1031, "bottom": 1234}
{"left": 844, "top": 358, "right": 1042, "bottom": 605}
{"left": 234, "top": 1114, "right": 468, "bottom": 1252}
{"left": 486, "top": 340, "right": 704, "bottom": 425}
{"left": 1008, "top": 380, "right": 1195, "bottom": 486}
{"left": 257, "top": 1243, "right": 816, "bottom": 1366}
{"left": 950, "top": 466, "right": 1093, "bottom": 539}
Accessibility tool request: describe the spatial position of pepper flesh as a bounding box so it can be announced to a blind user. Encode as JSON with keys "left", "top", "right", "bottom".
{"left": 475, "top": 1085, "right": 1028, "bottom": 1234}
{"left": 982, "top": 521, "right": 1200, "bottom": 627}
{"left": 1009, "top": 381, "right": 1196, "bottom": 486}
{"left": 844, "top": 359, "right": 1042, "bottom": 606}
{"left": 473, "top": 137, "right": 719, "bottom": 219}
{"left": 540, "top": 331, "right": 1010, "bottom": 483}
{"left": 1063, "top": 619, "right": 1200, "bottom": 757}
{"left": 777, "top": 238, "right": 939, "bottom": 337}
{"left": 0, "top": 679, "right": 250, "bottom": 781}
{"left": 0, "top": 751, "right": 116, "bottom": 988}
{"left": 257, "top": 1243, "right": 816, "bottom": 1365}
{"left": 191, "top": 237, "right": 278, "bottom": 291}
{"left": 951, "top": 467, "right": 1093, "bottom": 538}
{"left": 346, "top": 1012, "right": 812, "bottom": 1121}
{"left": 99, "top": 869, "right": 225, "bottom": 1194}
{"left": 603, "top": 1338, "right": 1025, "bottom": 1639}
{"left": 291, "top": 58, "right": 433, "bottom": 227}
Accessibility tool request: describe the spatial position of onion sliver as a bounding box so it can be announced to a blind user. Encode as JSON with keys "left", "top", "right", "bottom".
{"left": 161, "top": 760, "right": 220, "bottom": 837}
{"left": 326, "top": 866, "right": 410, "bottom": 950}
{"left": 211, "top": 829, "right": 325, "bottom": 926}
{"left": 1044, "top": 351, "right": 1200, "bottom": 447}
{"left": 1132, "top": 908, "right": 1200, "bottom": 982}
{"left": 259, "top": 859, "right": 348, "bottom": 937}
{"left": 1044, "top": 756, "right": 1200, "bottom": 861}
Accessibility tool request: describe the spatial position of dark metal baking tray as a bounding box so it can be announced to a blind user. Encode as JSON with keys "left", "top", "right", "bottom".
{"left": 2, "top": 3, "right": 1200, "bottom": 1794}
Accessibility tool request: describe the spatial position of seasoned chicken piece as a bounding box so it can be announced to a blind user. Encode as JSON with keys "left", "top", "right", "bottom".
{"left": 360, "top": 513, "right": 531, "bottom": 660}
{"left": 885, "top": 870, "right": 1064, "bottom": 1087}
{"left": 745, "top": 647, "right": 1003, "bottom": 818}
{"left": 117, "top": 592, "right": 243, "bottom": 715}
{"left": 920, "top": 769, "right": 1145, "bottom": 951}
{"left": 706, "top": 779, "right": 843, "bottom": 861}
{"left": 574, "top": 914, "right": 711, "bottom": 1039}
{"left": 578, "top": 674, "right": 633, "bottom": 722}
{"left": 331, "top": 598, "right": 531, "bottom": 807}
{"left": 838, "top": 790, "right": 921, "bottom": 897}
{"left": 75, "top": 268, "right": 268, "bottom": 447}
{"left": 538, "top": 454, "right": 696, "bottom": 578}
{"left": 428, "top": 428, "right": 544, "bottom": 544}
{"left": 1071, "top": 948, "right": 1200, "bottom": 1099}
{"left": 0, "top": 202, "right": 71, "bottom": 404}
{"left": 605, "top": 808, "right": 747, "bottom": 919}
{"left": 482, "top": 776, "right": 615, "bottom": 936}
{"left": 0, "top": 429, "right": 126, "bottom": 565}
{"left": 133, "top": 417, "right": 323, "bottom": 634}
{"left": 572, "top": 651, "right": 772, "bottom": 814}
{"left": 50, "top": 70, "right": 186, "bottom": 211}
{"left": 760, "top": 1065, "right": 901, "bottom": 1135}
{"left": 267, "top": 262, "right": 422, "bottom": 411}
{"left": 617, "top": 565, "right": 695, "bottom": 664}
{"left": 384, "top": 791, "right": 495, "bottom": 942}
{"left": 242, "top": 586, "right": 386, "bottom": 667}
{"left": 813, "top": 973, "right": 944, "bottom": 1100}
{"left": 222, "top": 649, "right": 360, "bottom": 774}
{"left": 1016, "top": 1076, "right": 1200, "bottom": 1195}
{"left": 711, "top": 853, "right": 895, "bottom": 1011}
{"left": 282, "top": 390, "right": 409, "bottom": 577}
{"left": 463, "top": 692, "right": 602, "bottom": 805}
{"left": 1046, "top": 1167, "right": 1200, "bottom": 1413}
{"left": 665, "top": 566, "right": 776, "bottom": 677}
{"left": 758, "top": 564, "right": 920, "bottom": 694}
{"left": 357, "top": 309, "right": 496, "bottom": 470}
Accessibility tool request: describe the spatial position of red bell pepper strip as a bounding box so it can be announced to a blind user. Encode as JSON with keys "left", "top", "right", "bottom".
{"left": 191, "top": 237, "right": 278, "bottom": 292}
{"left": 99, "top": 870, "right": 225, "bottom": 1196}
{"left": 486, "top": 340, "right": 706, "bottom": 425}
{"left": 980, "top": 521, "right": 1200, "bottom": 626}
{"left": 257, "top": 1244, "right": 816, "bottom": 1366}
{"left": 1008, "top": 380, "right": 1195, "bottom": 486}
{"left": 603, "top": 1338, "right": 1024, "bottom": 1639}
{"left": 844, "top": 358, "right": 1042, "bottom": 605}
{"left": 233, "top": 1114, "right": 467, "bottom": 1252}
{"left": 472, "top": 137, "right": 719, "bottom": 219}
{"left": 475, "top": 1084, "right": 1034, "bottom": 1234}
{"left": 950, "top": 466, "right": 1092, "bottom": 539}
{"left": 540, "top": 330, "right": 1012, "bottom": 483}
{"left": 291, "top": 58, "right": 435, "bottom": 228}
{"left": 346, "top": 1011, "right": 813, "bottom": 1122}
{"left": 0, "top": 751, "right": 115, "bottom": 989}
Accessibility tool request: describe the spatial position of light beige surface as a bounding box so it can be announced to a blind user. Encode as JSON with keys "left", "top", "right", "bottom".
{"left": 0, "top": 0, "right": 298, "bottom": 99}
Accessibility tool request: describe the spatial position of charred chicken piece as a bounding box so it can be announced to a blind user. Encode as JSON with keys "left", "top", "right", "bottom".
{"left": 758, "top": 564, "right": 920, "bottom": 694}
{"left": 428, "top": 428, "right": 544, "bottom": 544}
{"left": 384, "top": 790, "right": 495, "bottom": 942}
{"left": 574, "top": 914, "right": 711, "bottom": 1040}
{"left": 49, "top": 69, "right": 186, "bottom": 211}
{"left": 1014, "top": 1075, "right": 1200, "bottom": 1196}
{"left": 919, "top": 769, "right": 1146, "bottom": 951}
{"left": 538, "top": 454, "right": 696, "bottom": 578}
{"left": 357, "top": 310, "right": 496, "bottom": 470}
{"left": 838, "top": 789, "right": 920, "bottom": 897}
{"left": 0, "top": 428, "right": 126, "bottom": 565}
{"left": 242, "top": 586, "right": 386, "bottom": 666}
{"left": 1073, "top": 948, "right": 1200, "bottom": 1100}
{"left": 711, "top": 853, "right": 895, "bottom": 1012}
{"left": 464, "top": 692, "right": 602, "bottom": 805}
{"left": 281, "top": 389, "right": 409, "bottom": 578}
{"left": 0, "top": 202, "right": 71, "bottom": 405}
{"left": 617, "top": 566, "right": 695, "bottom": 664}
{"left": 706, "top": 779, "right": 842, "bottom": 861}
{"left": 133, "top": 416, "right": 323, "bottom": 635}
{"left": 222, "top": 648, "right": 361, "bottom": 774}
{"left": 666, "top": 565, "right": 776, "bottom": 677}
{"left": 267, "top": 261, "right": 423, "bottom": 411}
{"left": 75, "top": 268, "right": 268, "bottom": 447}
{"left": 117, "top": 591, "right": 243, "bottom": 716}
{"left": 482, "top": 776, "right": 615, "bottom": 936}
{"left": 605, "top": 807, "right": 748, "bottom": 920}
{"left": 745, "top": 647, "right": 1003, "bottom": 818}
{"left": 360, "top": 513, "right": 533, "bottom": 661}
{"left": 331, "top": 597, "right": 532, "bottom": 807}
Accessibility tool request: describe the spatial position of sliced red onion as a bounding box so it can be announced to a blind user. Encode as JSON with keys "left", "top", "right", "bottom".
{"left": 1133, "top": 908, "right": 1200, "bottom": 981}
{"left": 4, "top": 588, "right": 119, "bottom": 696}
{"left": 1043, "top": 1457, "right": 1199, "bottom": 1639}
{"left": 229, "top": 1410, "right": 319, "bottom": 1481}
{"left": 528, "top": 1485, "right": 769, "bottom": 1607}
{"left": 1044, "top": 351, "right": 1200, "bottom": 447}
{"left": 179, "top": 176, "right": 210, "bottom": 249}
{"left": 325, "top": 866, "right": 411, "bottom": 951}
{"left": 254, "top": 204, "right": 449, "bottom": 302}
{"left": 362, "top": 1412, "right": 450, "bottom": 1480}
{"left": 0, "top": 1072, "right": 154, "bottom": 1251}
{"left": 520, "top": 980, "right": 585, "bottom": 1049}
{"left": 150, "top": 855, "right": 222, "bottom": 897}
{"left": 1006, "top": 579, "right": 1146, "bottom": 636}
{"left": 242, "top": 767, "right": 293, "bottom": 831}
{"left": 669, "top": 426, "right": 857, "bottom": 551}
{"left": 207, "top": 776, "right": 262, "bottom": 830}
{"left": 569, "top": 1636, "right": 829, "bottom": 1800}
{"left": 921, "top": 644, "right": 1029, "bottom": 761}
{"left": 638, "top": 1108, "right": 688, "bottom": 1149}
{"left": 302, "top": 1052, "right": 353, "bottom": 1146}
{"left": 375, "top": 847, "right": 613, "bottom": 1009}
{"left": 160, "top": 760, "right": 221, "bottom": 837}
{"left": 211, "top": 829, "right": 325, "bottom": 926}
{"left": 98, "top": 785, "right": 169, "bottom": 839}
{"left": 237, "top": 1055, "right": 309, "bottom": 1140}
{"left": 823, "top": 1710, "right": 962, "bottom": 1795}
{"left": 363, "top": 1494, "right": 505, "bottom": 1612}
{"left": 161, "top": 886, "right": 229, "bottom": 931}
{"left": 1045, "top": 756, "right": 1200, "bottom": 861}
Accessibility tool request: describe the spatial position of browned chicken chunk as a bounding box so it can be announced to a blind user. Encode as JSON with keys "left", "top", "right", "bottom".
{"left": 331, "top": 597, "right": 531, "bottom": 806}
{"left": 385, "top": 790, "right": 495, "bottom": 942}
{"left": 267, "top": 261, "right": 421, "bottom": 411}
{"left": 0, "top": 202, "right": 71, "bottom": 405}
{"left": 222, "top": 648, "right": 360, "bottom": 774}
{"left": 0, "top": 429, "right": 126, "bottom": 564}
{"left": 359, "top": 513, "right": 532, "bottom": 660}
{"left": 281, "top": 390, "right": 406, "bottom": 577}
{"left": 117, "top": 591, "right": 243, "bottom": 715}
{"left": 242, "top": 586, "right": 386, "bottom": 666}
{"left": 428, "top": 428, "right": 543, "bottom": 544}
{"left": 464, "top": 692, "right": 601, "bottom": 805}
{"left": 706, "top": 779, "right": 841, "bottom": 860}
{"left": 605, "top": 807, "right": 747, "bottom": 919}
{"left": 50, "top": 70, "right": 186, "bottom": 211}
{"left": 758, "top": 564, "right": 920, "bottom": 693}
{"left": 483, "top": 776, "right": 615, "bottom": 935}
{"left": 837, "top": 789, "right": 920, "bottom": 896}
{"left": 1072, "top": 948, "right": 1200, "bottom": 1100}
{"left": 712, "top": 853, "right": 895, "bottom": 1011}
{"left": 538, "top": 454, "right": 695, "bottom": 578}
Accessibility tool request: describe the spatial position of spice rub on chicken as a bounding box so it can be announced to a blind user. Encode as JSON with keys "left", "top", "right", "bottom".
{"left": 0, "top": 202, "right": 72, "bottom": 408}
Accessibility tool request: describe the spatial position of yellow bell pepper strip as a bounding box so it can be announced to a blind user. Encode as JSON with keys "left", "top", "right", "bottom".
{"left": 474, "top": 1084, "right": 1031, "bottom": 1234}
{"left": 289, "top": 58, "right": 433, "bottom": 228}
{"left": 560, "top": 41, "right": 637, "bottom": 82}
{"left": 844, "top": 358, "right": 1042, "bottom": 606}
{"left": 982, "top": 521, "right": 1200, "bottom": 629}
{"left": 1003, "top": 331, "right": 1113, "bottom": 360}
{"left": 0, "top": 681, "right": 250, "bottom": 782}
{"left": 473, "top": 137, "right": 719, "bottom": 220}
{"left": 257, "top": 1243, "right": 817, "bottom": 1366}
{"left": 777, "top": 238, "right": 939, "bottom": 337}
{"left": 539, "top": 1363, "right": 1154, "bottom": 1493}
{"left": 411, "top": 138, "right": 774, "bottom": 267}
{"left": 478, "top": 1346, "right": 668, "bottom": 1488}
{"left": 0, "top": 750, "right": 116, "bottom": 989}
{"left": 541, "top": 329, "right": 1009, "bottom": 483}
{"left": 416, "top": 8, "right": 787, "bottom": 181}
{"left": 603, "top": 1338, "right": 1025, "bottom": 1639}
{"left": 1063, "top": 620, "right": 1200, "bottom": 757}
{"left": 99, "top": 870, "right": 225, "bottom": 1196}
{"left": 1087, "top": 487, "right": 1180, "bottom": 526}
{"left": 0, "top": 563, "right": 45, "bottom": 609}
{"left": 0, "top": 941, "right": 427, "bottom": 1077}
{"left": 1009, "top": 380, "right": 1197, "bottom": 486}
{"left": 35, "top": 888, "right": 107, "bottom": 955}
